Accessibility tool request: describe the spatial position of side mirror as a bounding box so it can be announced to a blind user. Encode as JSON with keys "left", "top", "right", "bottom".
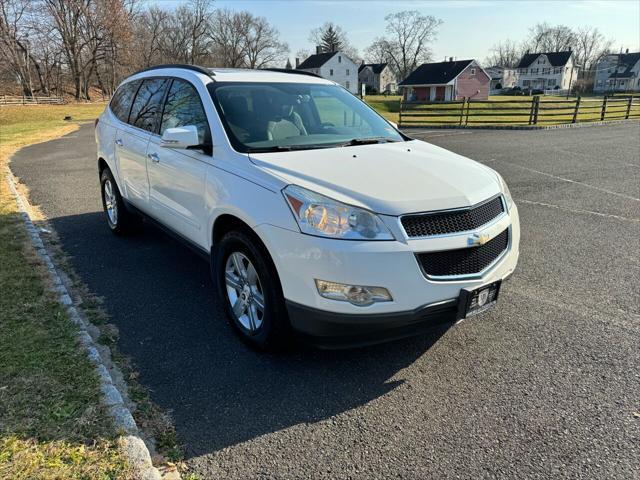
{"left": 161, "top": 125, "right": 200, "bottom": 149}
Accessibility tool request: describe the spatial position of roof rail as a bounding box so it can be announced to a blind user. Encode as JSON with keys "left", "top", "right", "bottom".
{"left": 261, "top": 68, "right": 323, "bottom": 79}
{"left": 134, "top": 64, "right": 215, "bottom": 79}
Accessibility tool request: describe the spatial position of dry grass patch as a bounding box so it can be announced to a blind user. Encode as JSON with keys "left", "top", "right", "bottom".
{"left": 0, "top": 103, "right": 131, "bottom": 479}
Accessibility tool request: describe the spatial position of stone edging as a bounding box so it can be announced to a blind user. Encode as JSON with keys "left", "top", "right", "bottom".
{"left": 5, "top": 168, "right": 165, "bottom": 480}
{"left": 400, "top": 118, "right": 639, "bottom": 131}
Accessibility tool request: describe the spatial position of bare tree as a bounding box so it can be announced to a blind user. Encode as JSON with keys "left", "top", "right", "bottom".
{"left": 373, "top": 10, "right": 443, "bottom": 81}
{"left": 574, "top": 26, "right": 613, "bottom": 73}
{"left": 209, "top": 8, "right": 250, "bottom": 67}
{"left": 242, "top": 14, "right": 288, "bottom": 69}
{"left": 364, "top": 37, "right": 392, "bottom": 64}
{"left": 133, "top": 5, "right": 168, "bottom": 68}
{"left": 0, "top": 0, "right": 49, "bottom": 95}
{"left": 525, "top": 22, "right": 577, "bottom": 53}
{"left": 484, "top": 39, "right": 523, "bottom": 68}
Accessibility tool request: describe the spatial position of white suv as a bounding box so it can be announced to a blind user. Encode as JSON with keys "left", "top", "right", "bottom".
{"left": 95, "top": 65, "right": 520, "bottom": 349}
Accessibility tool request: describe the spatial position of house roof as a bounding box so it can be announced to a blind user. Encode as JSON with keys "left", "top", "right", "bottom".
{"left": 359, "top": 63, "right": 387, "bottom": 74}
{"left": 516, "top": 51, "right": 572, "bottom": 68}
{"left": 296, "top": 51, "right": 337, "bottom": 70}
{"left": 608, "top": 52, "right": 640, "bottom": 78}
{"left": 399, "top": 60, "right": 474, "bottom": 86}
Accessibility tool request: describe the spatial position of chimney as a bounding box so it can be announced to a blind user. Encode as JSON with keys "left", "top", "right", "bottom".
{"left": 449, "top": 57, "right": 453, "bottom": 62}
{"left": 295, "top": 58, "right": 299, "bottom": 68}
{"left": 316, "top": 45, "right": 322, "bottom": 54}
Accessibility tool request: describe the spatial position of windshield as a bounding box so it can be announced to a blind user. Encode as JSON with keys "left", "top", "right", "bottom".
{"left": 208, "top": 82, "right": 404, "bottom": 152}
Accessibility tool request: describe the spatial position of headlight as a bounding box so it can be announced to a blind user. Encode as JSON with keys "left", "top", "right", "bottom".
{"left": 283, "top": 185, "right": 394, "bottom": 240}
{"left": 497, "top": 174, "right": 514, "bottom": 210}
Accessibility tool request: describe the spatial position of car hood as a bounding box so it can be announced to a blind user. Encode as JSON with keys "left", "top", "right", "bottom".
{"left": 249, "top": 139, "right": 501, "bottom": 216}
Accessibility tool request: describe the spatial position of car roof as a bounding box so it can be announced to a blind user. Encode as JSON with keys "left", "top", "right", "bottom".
{"left": 127, "top": 64, "right": 335, "bottom": 86}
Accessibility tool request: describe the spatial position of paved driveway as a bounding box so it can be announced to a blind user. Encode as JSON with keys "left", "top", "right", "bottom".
{"left": 10, "top": 123, "right": 640, "bottom": 479}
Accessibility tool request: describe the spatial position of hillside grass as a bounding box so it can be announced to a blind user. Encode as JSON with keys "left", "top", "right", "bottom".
{"left": 0, "top": 102, "right": 131, "bottom": 479}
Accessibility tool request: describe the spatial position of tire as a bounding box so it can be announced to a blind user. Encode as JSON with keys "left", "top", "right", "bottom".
{"left": 100, "top": 168, "right": 141, "bottom": 235}
{"left": 213, "top": 229, "right": 290, "bottom": 350}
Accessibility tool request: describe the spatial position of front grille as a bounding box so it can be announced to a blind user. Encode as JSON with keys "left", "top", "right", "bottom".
{"left": 417, "top": 229, "right": 509, "bottom": 277}
{"left": 401, "top": 196, "right": 504, "bottom": 237}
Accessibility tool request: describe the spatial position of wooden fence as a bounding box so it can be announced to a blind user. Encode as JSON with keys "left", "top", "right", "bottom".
{"left": 399, "top": 95, "right": 640, "bottom": 128}
{"left": 0, "top": 95, "right": 65, "bottom": 105}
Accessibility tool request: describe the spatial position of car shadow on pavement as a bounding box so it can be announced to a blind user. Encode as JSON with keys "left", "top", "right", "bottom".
{"left": 47, "top": 211, "right": 449, "bottom": 457}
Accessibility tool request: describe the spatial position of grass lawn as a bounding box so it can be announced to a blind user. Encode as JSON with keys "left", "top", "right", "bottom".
{"left": 0, "top": 103, "right": 132, "bottom": 479}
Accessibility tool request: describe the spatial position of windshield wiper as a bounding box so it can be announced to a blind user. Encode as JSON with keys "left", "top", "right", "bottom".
{"left": 338, "top": 137, "right": 399, "bottom": 147}
{"left": 248, "top": 144, "right": 337, "bottom": 153}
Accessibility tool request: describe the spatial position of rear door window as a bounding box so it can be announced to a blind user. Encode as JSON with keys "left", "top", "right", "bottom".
{"left": 129, "top": 78, "right": 170, "bottom": 133}
{"left": 160, "top": 79, "right": 210, "bottom": 145}
{"left": 109, "top": 80, "right": 139, "bottom": 123}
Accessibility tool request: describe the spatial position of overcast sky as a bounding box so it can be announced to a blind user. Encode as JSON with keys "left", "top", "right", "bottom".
{"left": 153, "top": 0, "right": 640, "bottom": 63}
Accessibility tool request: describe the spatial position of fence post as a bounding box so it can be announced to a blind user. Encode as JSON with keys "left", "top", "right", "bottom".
{"left": 528, "top": 97, "right": 535, "bottom": 125}
{"left": 572, "top": 96, "right": 581, "bottom": 123}
{"left": 464, "top": 99, "right": 470, "bottom": 126}
{"left": 459, "top": 97, "right": 465, "bottom": 126}
{"left": 600, "top": 96, "right": 608, "bottom": 121}
{"left": 625, "top": 96, "right": 633, "bottom": 119}
{"left": 531, "top": 96, "right": 540, "bottom": 125}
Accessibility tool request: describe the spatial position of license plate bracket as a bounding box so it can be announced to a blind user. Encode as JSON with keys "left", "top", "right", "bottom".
{"left": 457, "top": 280, "right": 502, "bottom": 320}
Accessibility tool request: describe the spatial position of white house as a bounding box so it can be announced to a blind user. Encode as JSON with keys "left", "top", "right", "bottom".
{"left": 358, "top": 63, "right": 397, "bottom": 94}
{"left": 485, "top": 66, "right": 518, "bottom": 93}
{"left": 593, "top": 50, "right": 640, "bottom": 93}
{"left": 296, "top": 50, "right": 358, "bottom": 94}
{"left": 515, "top": 51, "right": 578, "bottom": 91}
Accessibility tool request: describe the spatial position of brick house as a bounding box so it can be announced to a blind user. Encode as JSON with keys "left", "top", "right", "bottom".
{"left": 398, "top": 59, "right": 490, "bottom": 101}
{"left": 296, "top": 49, "right": 359, "bottom": 94}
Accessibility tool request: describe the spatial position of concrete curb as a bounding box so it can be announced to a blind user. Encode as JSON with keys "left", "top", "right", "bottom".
{"left": 5, "top": 168, "right": 165, "bottom": 480}
{"left": 400, "top": 118, "right": 639, "bottom": 131}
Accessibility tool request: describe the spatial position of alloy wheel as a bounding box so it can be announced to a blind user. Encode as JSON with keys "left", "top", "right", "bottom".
{"left": 224, "top": 252, "right": 265, "bottom": 332}
{"left": 103, "top": 179, "right": 118, "bottom": 225}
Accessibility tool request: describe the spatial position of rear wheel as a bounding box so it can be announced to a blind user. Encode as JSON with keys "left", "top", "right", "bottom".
{"left": 213, "top": 230, "right": 290, "bottom": 350}
{"left": 100, "top": 168, "right": 141, "bottom": 235}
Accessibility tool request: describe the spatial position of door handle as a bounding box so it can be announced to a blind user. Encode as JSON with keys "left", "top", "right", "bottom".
{"left": 147, "top": 152, "right": 160, "bottom": 163}
{"left": 115, "top": 138, "right": 123, "bottom": 146}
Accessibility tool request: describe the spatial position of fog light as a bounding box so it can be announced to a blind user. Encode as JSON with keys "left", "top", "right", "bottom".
{"left": 315, "top": 280, "right": 392, "bottom": 306}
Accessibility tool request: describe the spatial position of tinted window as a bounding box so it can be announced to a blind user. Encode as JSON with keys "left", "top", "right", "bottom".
{"left": 161, "top": 79, "right": 210, "bottom": 145}
{"left": 129, "top": 78, "right": 170, "bottom": 133}
{"left": 210, "top": 83, "right": 402, "bottom": 153}
{"left": 110, "top": 81, "right": 139, "bottom": 122}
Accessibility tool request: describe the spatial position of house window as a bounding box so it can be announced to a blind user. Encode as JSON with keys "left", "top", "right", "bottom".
{"left": 542, "top": 67, "right": 550, "bottom": 74}
{"left": 523, "top": 80, "right": 531, "bottom": 87}
{"left": 470, "top": 68, "right": 476, "bottom": 75}
{"left": 597, "top": 79, "right": 603, "bottom": 86}
{"left": 531, "top": 68, "right": 538, "bottom": 74}
{"left": 330, "top": 69, "right": 333, "bottom": 76}
{"left": 338, "top": 56, "right": 341, "bottom": 63}
{"left": 346, "top": 69, "right": 350, "bottom": 76}
{"left": 547, "top": 78, "right": 556, "bottom": 86}
{"left": 346, "top": 81, "right": 350, "bottom": 90}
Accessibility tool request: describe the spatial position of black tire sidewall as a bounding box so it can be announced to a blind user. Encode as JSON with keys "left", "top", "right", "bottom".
{"left": 214, "top": 230, "right": 288, "bottom": 349}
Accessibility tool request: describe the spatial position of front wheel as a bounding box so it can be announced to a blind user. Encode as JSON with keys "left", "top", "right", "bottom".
{"left": 213, "top": 230, "right": 290, "bottom": 350}
{"left": 100, "top": 168, "right": 141, "bottom": 235}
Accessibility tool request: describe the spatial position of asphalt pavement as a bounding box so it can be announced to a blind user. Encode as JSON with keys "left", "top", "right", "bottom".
{"left": 10, "top": 122, "right": 640, "bottom": 479}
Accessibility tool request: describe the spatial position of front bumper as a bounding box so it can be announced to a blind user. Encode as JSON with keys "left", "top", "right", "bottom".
{"left": 256, "top": 204, "right": 520, "bottom": 345}
{"left": 286, "top": 299, "right": 459, "bottom": 348}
